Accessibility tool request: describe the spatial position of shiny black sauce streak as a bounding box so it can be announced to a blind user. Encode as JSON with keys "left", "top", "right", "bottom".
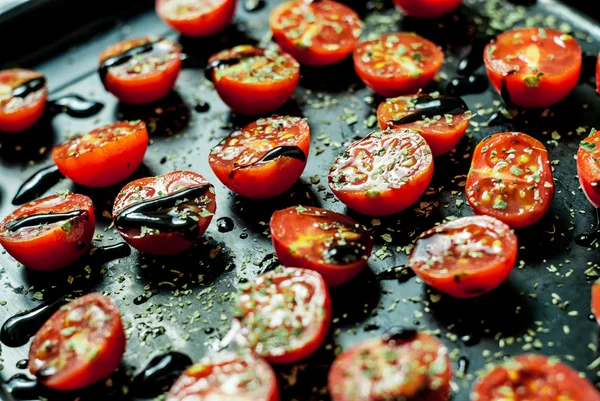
{"left": 130, "top": 352, "right": 193, "bottom": 398}
{"left": 446, "top": 75, "right": 488, "bottom": 96}
{"left": 322, "top": 244, "right": 360, "bottom": 264}
{"left": 374, "top": 265, "right": 415, "bottom": 283}
{"left": 229, "top": 145, "right": 306, "bottom": 178}
{"left": 461, "top": 332, "right": 480, "bottom": 346}
{"left": 194, "top": 101, "right": 210, "bottom": 113}
{"left": 98, "top": 39, "right": 160, "bottom": 85}
{"left": 92, "top": 243, "right": 132, "bottom": 264}
{"left": 49, "top": 95, "right": 104, "bottom": 118}
{"left": 204, "top": 49, "right": 265, "bottom": 81}
{"left": 244, "top": 0, "right": 266, "bottom": 12}
{"left": 217, "top": 216, "right": 234, "bottom": 232}
{"left": 457, "top": 36, "right": 494, "bottom": 77}
{"left": 382, "top": 327, "right": 418, "bottom": 344}
{"left": 581, "top": 52, "right": 598, "bottom": 89}
{"left": 16, "top": 359, "right": 28, "bottom": 369}
{"left": 4, "top": 210, "right": 85, "bottom": 232}
{"left": 387, "top": 95, "right": 468, "bottom": 126}
{"left": 12, "top": 165, "right": 64, "bottom": 205}
{"left": 12, "top": 77, "right": 46, "bottom": 98}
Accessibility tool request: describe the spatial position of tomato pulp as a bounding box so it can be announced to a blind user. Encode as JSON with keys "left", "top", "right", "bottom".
{"left": 209, "top": 116, "right": 310, "bottom": 199}
{"left": 577, "top": 128, "right": 600, "bottom": 208}
{"left": 0, "top": 192, "right": 95, "bottom": 271}
{"left": 484, "top": 28, "right": 582, "bottom": 108}
{"left": 156, "top": 0, "right": 236, "bottom": 37}
{"left": 0, "top": 69, "right": 48, "bottom": 133}
{"left": 392, "top": 0, "right": 463, "bottom": 19}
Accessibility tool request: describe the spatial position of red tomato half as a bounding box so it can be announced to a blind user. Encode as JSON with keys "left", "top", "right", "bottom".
{"left": 466, "top": 132, "right": 554, "bottom": 229}
{"left": 392, "top": 0, "right": 463, "bottom": 19}
{"left": 269, "top": 0, "right": 363, "bottom": 66}
{"left": 377, "top": 94, "right": 471, "bottom": 156}
{"left": 329, "top": 128, "right": 434, "bottom": 216}
{"left": 166, "top": 351, "right": 279, "bottom": 401}
{"left": 409, "top": 216, "right": 517, "bottom": 298}
{"left": 208, "top": 45, "right": 300, "bottom": 115}
{"left": 0, "top": 192, "right": 95, "bottom": 271}
{"left": 112, "top": 171, "right": 216, "bottom": 255}
{"left": 28, "top": 293, "right": 126, "bottom": 391}
{"left": 472, "top": 354, "right": 600, "bottom": 401}
{"left": 99, "top": 37, "right": 182, "bottom": 104}
{"left": 270, "top": 206, "right": 373, "bottom": 286}
{"left": 577, "top": 128, "right": 600, "bottom": 208}
{"left": 209, "top": 116, "right": 310, "bottom": 199}
{"left": 592, "top": 279, "right": 600, "bottom": 325}
{"left": 234, "top": 267, "right": 331, "bottom": 364}
{"left": 483, "top": 28, "right": 582, "bottom": 108}
{"left": 156, "top": 0, "right": 236, "bottom": 37}
{"left": 0, "top": 69, "right": 48, "bottom": 133}
{"left": 52, "top": 121, "right": 149, "bottom": 188}
{"left": 329, "top": 331, "right": 452, "bottom": 401}
{"left": 353, "top": 33, "right": 444, "bottom": 97}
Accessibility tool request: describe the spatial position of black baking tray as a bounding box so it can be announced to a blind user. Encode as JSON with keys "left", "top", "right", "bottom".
{"left": 2, "top": 0, "right": 600, "bottom": 400}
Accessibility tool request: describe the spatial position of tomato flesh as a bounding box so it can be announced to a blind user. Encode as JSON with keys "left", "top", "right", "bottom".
{"left": 234, "top": 267, "right": 331, "bottom": 364}
{"left": 0, "top": 192, "right": 95, "bottom": 271}
{"left": 269, "top": 0, "right": 362, "bottom": 66}
{"left": 484, "top": 28, "right": 582, "bottom": 108}
{"left": 329, "top": 331, "right": 451, "bottom": 401}
{"left": 209, "top": 116, "right": 310, "bottom": 199}
{"left": 329, "top": 128, "right": 434, "bottom": 216}
{"left": 156, "top": 0, "right": 236, "bottom": 37}
{"left": 353, "top": 33, "right": 444, "bottom": 97}
{"left": 0, "top": 69, "right": 47, "bottom": 133}
{"left": 466, "top": 132, "right": 554, "bottom": 229}
{"left": 409, "top": 215, "right": 517, "bottom": 298}
{"left": 270, "top": 206, "right": 373, "bottom": 286}
{"left": 28, "top": 293, "right": 125, "bottom": 391}
{"left": 592, "top": 280, "right": 600, "bottom": 326}
{"left": 52, "top": 121, "right": 148, "bottom": 188}
{"left": 392, "top": 0, "right": 463, "bottom": 19}
{"left": 577, "top": 128, "right": 600, "bottom": 208}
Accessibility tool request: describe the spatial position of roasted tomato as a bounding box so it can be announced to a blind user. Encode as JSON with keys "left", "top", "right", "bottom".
{"left": 377, "top": 94, "right": 470, "bottom": 156}
{"left": 329, "top": 128, "right": 433, "bottom": 216}
{"left": 52, "top": 121, "right": 149, "bottom": 188}
{"left": 466, "top": 132, "right": 554, "bottom": 229}
{"left": 392, "top": 0, "right": 463, "bottom": 19}
{"left": 28, "top": 293, "right": 126, "bottom": 391}
{"left": 99, "top": 37, "right": 182, "bottom": 104}
{"left": 166, "top": 351, "right": 279, "bottom": 401}
{"left": 207, "top": 45, "right": 300, "bottom": 115}
{"left": 270, "top": 206, "right": 373, "bottom": 286}
{"left": 472, "top": 354, "right": 600, "bottom": 401}
{"left": 0, "top": 69, "right": 48, "bottom": 133}
{"left": 408, "top": 216, "right": 517, "bottom": 298}
{"left": 209, "top": 116, "right": 310, "bottom": 199}
{"left": 483, "top": 28, "right": 582, "bottom": 108}
{"left": 234, "top": 267, "right": 331, "bottom": 364}
{"left": 329, "top": 330, "right": 452, "bottom": 401}
{"left": 269, "top": 0, "right": 362, "bottom": 66}
{"left": 0, "top": 192, "right": 95, "bottom": 271}
{"left": 112, "top": 170, "right": 216, "bottom": 255}
{"left": 577, "top": 128, "right": 600, "bottom": 208}
{"left": 156, "top": 0, "right": 236, "bottom": 37}
{"left": 593, "top": 279, "right": 600, "bottom": 325}
{"left": 353, "top": 33, "right": 444, "bottom": 97}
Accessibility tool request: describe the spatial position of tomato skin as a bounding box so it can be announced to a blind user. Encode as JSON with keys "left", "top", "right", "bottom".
{"left": 392, "top": 0, "right": 463, "bottom": 19}
{"left": 0, "top": 193, "right": 95, "bottom": 271}
{"left": 593, "top": 280, "right": 600, "bottom": 326}
{"left": 409, "top": 216, "right": 517, "bottom": 298}
{"left": 577, "top": 129, "right": 600, "bottom": 208}
{"left": 270, "top": 206, "right": 373, "bottom": 286}
{"left": 269, "top": 0, "right": 362, "bottom": 66}
{"left": 28, "top": 293, "right": 126, "bottom": 391}
{"left": 0, "top": 69, "right": 48, "bottom": 133}
{"left": 483, "top": 28, "right": 582, "bottom": 108}
{"left": 234, "top": 267, "right": 331, "bottom": 364}
{"left": 52, "top": 121, "right": 149, "bottom": 188}
{"left": 156, "top": 0, "right": 236, "bottom": 37}
{"left": 99, "top": 38, "right": 182, "bottom": 104}
{"left": 472, "top": 354, "right": 600, "bottom": 401}
{"left": 209, "top": 116, "right": 310, "bottom": 199}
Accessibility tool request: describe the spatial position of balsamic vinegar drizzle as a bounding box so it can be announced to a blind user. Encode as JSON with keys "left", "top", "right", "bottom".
{"left": 12, "top": 165, "right": 64, "bottom": 205}
{"left": 216, "top": 216, "right": 235, "bottom": 232}
{"left": 4, "top": 210, "right": 85, "bottom": 232}
{"left": 323, "top": 244, "right": 360, "bottom": 264}
{"left": 194, "top": 101, "right": 210, "bottom": 113}
{"left": 382, "top": 327, "right": 418, "bottom": 343}
{"left": 49, "top": 94, "right": 104, "bottom": 118}
{"left": 3, "top": 374, "right": 47, "bottom": 400}
{"left": 230, "top": 146, "right": 306, "bottom": 178}
{"left": 98, "top": 39, "right": 160, "bottom": 85}
{"left": 12, "top": 77, "right": 46, "bottom": 98}
{"left": 446, "top": 75, "right": 488, "bottom": 96}
{"left": 130, "top": 352, "right": 193, "bottom": 398}
{"left": 575, "top": 209, "right": 600, "bottom": 247}
{"left": 374, "top": 265, "right": 415, "bottom": 282}
{"left": 204, "top": 49, "right": 265, "bottom": 81}
{"left": 387, "top": 95, "right": 468, "bottom": 126}
{"left": 244, "top": 0, "right": 266, "bottom": 12}
{"left": 91, "top": 243, "right": 132, "bottom": 263}
{"left": 580, "top": 52, "right": 598, "bottom": 89}
{"left": 16, "top": 360, "right": 28, "bottom": 370}
{"left": 457, "top": 36, "right": 494, "bottom": 77}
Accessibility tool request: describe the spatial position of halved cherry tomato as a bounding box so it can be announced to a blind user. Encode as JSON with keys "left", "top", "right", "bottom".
{"left": 483, "top": 28, "right": 582, "bottom": 108}
{"left": 269, "top": 0, "right": 362, "bottom": 66}
{"left": 472, "top": 354, "right": 600, "bottom": 401}
{"left": 209, "top": 116, "right": 310, "bottom": 199}
{"left": 0, "top": 69, "right": 48, "bottom": 133}
{"left": 112, "top": 170, "right": 216, "bottom": 255}
{"left": 166, "top": 351, "right": 279, "bottom": 401}
{"left": 577, "top": 128, "right": 600, "bottom": 208}
{"left": 353, "top": 33, "right": 444, "bottom": 97}
{"left": 328, "top": 330, "right": 452, "bottom": 401}
{"left": 234, "top": 267, "right": 331, "bottom": 364}
{"left": 0, "top": 192, "right": 95, "bottom": 271}
{"left": 392, "top": 0, "right": 463, "bottom": 19}
{"left": 208, "top": 45, "right": 300, "bottom": 115}
{"left": 52, "top": 121, "right": 149, "bottom": 188}
{"left": 329, "top": 128, "right": 434, "bottom": 216}
{"left": 466, "top": 132, "right": 554, "bottom": 229}
{"left": 377, "top": 94, "right": 471, "bottom": 156}
{"left": 156, "top": 0, "right": 236, "bottom": 37}
{"left": 28, "top": 293, "right": 126, "bottom": 391}
{"left": 99, "top": 37, "right": 182, "bottom": 104}
{"left": 270, "top": 206, "right": 373, "bottom": 286}
{"left": 592, "top": 279, "right": 600, "bottom": 325}
{"left": 408, "top": 215, "right": 517, "bottom": 298}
